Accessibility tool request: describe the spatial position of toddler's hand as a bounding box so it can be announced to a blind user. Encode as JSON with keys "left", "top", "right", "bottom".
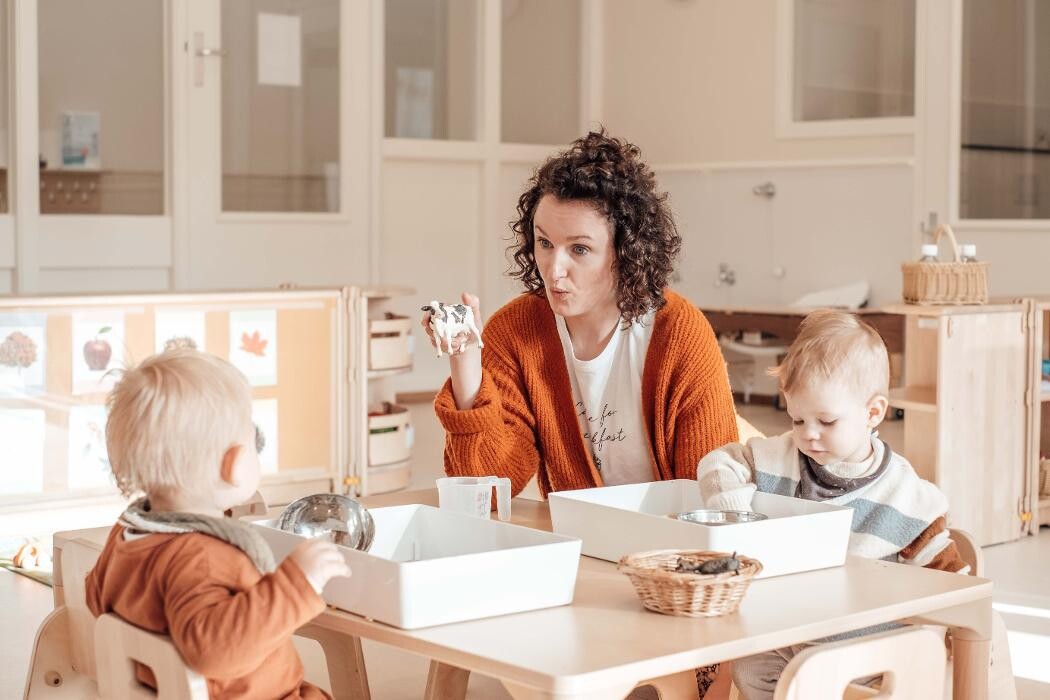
{"left": 289, "top": 538, "right": 352, "bottom": 594}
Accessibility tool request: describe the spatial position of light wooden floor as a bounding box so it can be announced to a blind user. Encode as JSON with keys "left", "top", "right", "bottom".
{"left": 6, "top": 403, "right": 1048, "bottom": 698}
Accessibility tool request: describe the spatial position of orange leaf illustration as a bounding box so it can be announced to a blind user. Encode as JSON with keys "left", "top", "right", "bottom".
{"left": 240, "top": 330, "right": 268, "bottom": 357}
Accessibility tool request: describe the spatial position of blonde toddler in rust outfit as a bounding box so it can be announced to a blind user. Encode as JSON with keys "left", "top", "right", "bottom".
{"left": 86, "top": 350, "right": 350, "bottom": 699}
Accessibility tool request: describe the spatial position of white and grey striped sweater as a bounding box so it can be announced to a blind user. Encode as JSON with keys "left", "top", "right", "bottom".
{"left": 697, "top": 432, "right": 967, "bottom": 572}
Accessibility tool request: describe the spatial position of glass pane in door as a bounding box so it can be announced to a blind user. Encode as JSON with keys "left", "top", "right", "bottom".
{"left": 0, "top": 3, "right": 7, "bottom": 213}
{"left": 960, "top": 0, "right": 1050, "bottom": 219}
{"left": 38, "top": 0, "right": 165, "bottom": 215}
{"left": 222, "top": 0, "right": 340, "bottom": 213}
{"left": 385, "top": 0, "right": 479, "bottom": 140}
{"left": 501, "top": 0, "right": 580, "bottom": 145}
{"left": 793, "top": 0, "right": 915, "bottom": 121}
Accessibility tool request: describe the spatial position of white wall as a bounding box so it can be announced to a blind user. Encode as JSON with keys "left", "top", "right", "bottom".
{"left": 380, "top": 159, "right": 484, "bottom": 393}
{"left": 501, "top": 0, "right": 580, "bottom": 144}
{"left": 600, "top": 1, "right": 916, "bottom": 307}
{"left": 663, "top": 163, "right": 913, "bottom": 307}
{"left": 601, "top": 0, "right": 913, "bottom": 164}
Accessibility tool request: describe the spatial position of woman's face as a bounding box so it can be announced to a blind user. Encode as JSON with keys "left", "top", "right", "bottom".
{"left": 533, "top": 195, "right": 618, "bottom": 320}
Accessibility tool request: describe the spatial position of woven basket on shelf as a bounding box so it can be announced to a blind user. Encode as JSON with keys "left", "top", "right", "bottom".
{"left": 618, "top": 549, "right": 762, "bottom": 618}
{"left": 1040, "top": 458, "right": 1050, "bottom": 498}
{"left": 901, "top": 224, "right": 988, "bottom": 305}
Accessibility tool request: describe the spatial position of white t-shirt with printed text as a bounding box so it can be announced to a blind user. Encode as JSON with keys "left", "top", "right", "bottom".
{"left": 556, "top": 312, "right": 655, "bottom": 486}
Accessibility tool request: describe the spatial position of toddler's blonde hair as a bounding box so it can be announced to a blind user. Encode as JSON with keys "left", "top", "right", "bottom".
{"left": 770, "top": 309, "right": 889, "bottom": 399}
{"left": 105, "top": 349, "right": 252, "bottom": 499}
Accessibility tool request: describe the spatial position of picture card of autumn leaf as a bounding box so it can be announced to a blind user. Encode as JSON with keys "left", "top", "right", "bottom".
{"left": 229, "top": 309, "right": 277, "bottom": 386}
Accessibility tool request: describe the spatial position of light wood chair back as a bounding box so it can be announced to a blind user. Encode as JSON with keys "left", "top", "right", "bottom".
{"left": 773, "top": 627, "right": 946, "bottom": 700}
{"left": 227, "top": 490, "right": 268, "bottom": 520}
{"left": 947, "top": 527, "right": 982, "bottom": 577}
{"left": 93, "top": 613, "right": 207, "bottom": 699}
{"left": 735, "top": 413, "right": 766, "bottom": 442}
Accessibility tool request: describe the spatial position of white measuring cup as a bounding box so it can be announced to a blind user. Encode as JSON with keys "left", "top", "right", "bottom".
{"left": 435, "top": 476, "right": 511, "bottom": 521}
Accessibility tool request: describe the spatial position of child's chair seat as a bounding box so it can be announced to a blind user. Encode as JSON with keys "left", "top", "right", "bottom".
{"left": 773, "top": 627, "right": 946, "bottom": 699}
{"left": 93, "top": 613, "right": 207, "bottom": 700}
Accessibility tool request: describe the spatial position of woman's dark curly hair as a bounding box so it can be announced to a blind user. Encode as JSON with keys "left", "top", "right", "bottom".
{"left": 509, "top": 129, "right": 681, "bottom": 323}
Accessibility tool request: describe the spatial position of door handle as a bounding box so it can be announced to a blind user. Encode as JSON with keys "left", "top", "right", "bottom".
{"left": 193, "top": 31, "right": 226, "bottom": 87}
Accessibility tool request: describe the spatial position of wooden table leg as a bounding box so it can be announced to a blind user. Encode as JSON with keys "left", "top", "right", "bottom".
{"left": 296, "top": 622, "right": 371, "bottom": 700}
{"left": 424, "top": 661, "right": 470, "bottom": 700}
{"left": 950, "top": 635, "right": 991, "bottom": 700}
{"left": 904, "top": 597, "right": 993, "bottom": 700}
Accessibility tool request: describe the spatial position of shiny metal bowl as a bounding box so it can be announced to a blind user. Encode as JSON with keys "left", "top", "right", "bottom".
{"left": 276, "top": 493, "right": 375, "bottom": 551}
{"left": 673, "top": 509, "right": 768, "bottom": 526}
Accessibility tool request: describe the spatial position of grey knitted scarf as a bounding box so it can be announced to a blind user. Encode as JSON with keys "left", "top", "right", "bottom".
{"left": 796, "top": 439, "right": 892, "bottom": 501}
{"left": 119, "top": 498, "right": 276, "bottom": 574}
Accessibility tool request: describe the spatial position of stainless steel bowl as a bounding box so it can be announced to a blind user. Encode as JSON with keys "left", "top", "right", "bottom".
{"left": 276, "top": 493, "right": 375, "bottom": 551}
{"left": 673, "top": 509, "right": 768, "bottom": 526}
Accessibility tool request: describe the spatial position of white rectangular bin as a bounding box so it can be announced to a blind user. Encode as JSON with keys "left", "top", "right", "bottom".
{"left": 368, "top": 403, "right": 412, "bottom": 466}
{"left": 368, "top": 316, "right": 412, "bottom": 370}
{"left": 253, "top": 504, "right": 582, "bottom": 629}
{"left": 548, "top": 480, "right": 852, "bottom": 578}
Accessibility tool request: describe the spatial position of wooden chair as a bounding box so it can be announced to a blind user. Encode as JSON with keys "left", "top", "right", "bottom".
{"left": 945, "top": 527, "right": 1016, "bottom": 700}
{"left": 94, "top": 614, "right": 207, "bottom": 699}
{"left": 947, "top": 527, "right": 983, "bottom": 577}
{"left": 27, "top": 489, "right": 373, "bottom": 700}
{"left": 773, "top": 627, "right": 947, "bottom": 700}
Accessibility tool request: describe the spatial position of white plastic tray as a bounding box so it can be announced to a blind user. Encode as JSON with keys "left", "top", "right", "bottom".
{"left": 548, "top": 480, "right": 852, "bottom": 578}
{"left": 253, "top": 504, "right": 582, "bottom": 628}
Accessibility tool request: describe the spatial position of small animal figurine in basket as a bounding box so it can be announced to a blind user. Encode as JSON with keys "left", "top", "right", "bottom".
{"left": 421, "top": 300, "right": 484, "bottom": 357}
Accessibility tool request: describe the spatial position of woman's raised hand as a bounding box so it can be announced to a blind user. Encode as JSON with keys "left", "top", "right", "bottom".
{"left": 419, "top": 292, "right": 484, "bottom": 409}
{"left": 419, "top": 292, "right": 483, "bottom": 357}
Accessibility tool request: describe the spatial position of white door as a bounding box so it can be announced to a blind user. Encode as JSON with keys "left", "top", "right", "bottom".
{"left": 178, "top": 0, "right": 374, "bottom": 292}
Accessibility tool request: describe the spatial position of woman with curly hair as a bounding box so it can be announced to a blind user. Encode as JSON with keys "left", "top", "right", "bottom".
{"left": 423, "top": 129, "right": 739, "bottom": 499}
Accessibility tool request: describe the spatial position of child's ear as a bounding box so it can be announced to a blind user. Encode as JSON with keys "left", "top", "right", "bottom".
{"left": 867, "top": 394, "right": 889, "bottom": 429}
{"left": 220, "top": 444, "right": 242, "bottom": 486}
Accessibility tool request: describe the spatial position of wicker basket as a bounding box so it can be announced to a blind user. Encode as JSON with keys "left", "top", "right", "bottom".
{"left": 618, "top": 549, "right": 762, "bottom": 618}
{"left": 1040, "top": 458, "right": 1050, "bottom": 498}
{"left": 901, "top": 224, "right": 988, "bottom": 305}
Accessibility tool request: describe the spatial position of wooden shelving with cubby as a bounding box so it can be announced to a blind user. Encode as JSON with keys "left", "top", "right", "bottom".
{"left": 883, "top": 302, "right": 1030, "bottom": 545}
{"left": 1028, "top": 299, "right": 1050, "bottom": 530}
{"left": 886, "top": 386, "right": 938, "bottom": 413}
{"left": 348, "top": 285, "right": 416, "bottom": 497}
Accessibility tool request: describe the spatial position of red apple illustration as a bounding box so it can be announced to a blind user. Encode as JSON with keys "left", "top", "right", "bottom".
{"left": 83, "top": 326, "right": 113, "bottom": 371}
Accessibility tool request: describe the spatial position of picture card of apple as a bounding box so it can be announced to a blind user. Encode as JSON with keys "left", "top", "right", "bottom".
{"left": 72, "top": 313, "right": 126, "bottom": 396}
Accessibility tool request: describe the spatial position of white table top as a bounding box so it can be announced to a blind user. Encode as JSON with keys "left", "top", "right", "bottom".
{"left": 55, "top": 490, "right": 993, "bottom": 696}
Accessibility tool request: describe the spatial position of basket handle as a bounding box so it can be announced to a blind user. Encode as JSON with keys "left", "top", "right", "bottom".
{"left": 931, "top": 224, "right": 961, "bottom": 262}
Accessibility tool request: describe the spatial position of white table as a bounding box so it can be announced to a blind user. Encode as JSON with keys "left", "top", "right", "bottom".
{"left": 52, "top": 490, "right": 993, "bottom": 699}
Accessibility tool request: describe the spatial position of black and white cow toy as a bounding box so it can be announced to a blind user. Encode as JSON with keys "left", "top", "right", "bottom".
{"left": 421, "top": 300, "right": 484, "bottom": 358}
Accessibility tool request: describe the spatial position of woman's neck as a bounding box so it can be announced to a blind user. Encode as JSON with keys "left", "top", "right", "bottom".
{"left": 564, "top": 303, "right": 623, "bottom": 361}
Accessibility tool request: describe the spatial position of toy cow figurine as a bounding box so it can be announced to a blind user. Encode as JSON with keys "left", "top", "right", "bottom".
{"left": 421, "top": 300, "right": 484, "bottom": 357}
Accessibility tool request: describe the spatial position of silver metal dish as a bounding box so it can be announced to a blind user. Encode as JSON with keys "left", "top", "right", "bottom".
{"left": 276, "top": 493, "right": 375, "bottom": 551}
{"left": 673, "top": 509, "right": 768, "bottom": 526}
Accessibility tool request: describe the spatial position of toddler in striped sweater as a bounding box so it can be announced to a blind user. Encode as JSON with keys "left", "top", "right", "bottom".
{"left": 696, "top": 309, "right": 966, "bottom": 700}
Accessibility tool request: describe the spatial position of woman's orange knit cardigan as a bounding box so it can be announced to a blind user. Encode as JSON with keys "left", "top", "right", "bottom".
{"left": 434, "top": 290, "right": 739, "bottom": 497}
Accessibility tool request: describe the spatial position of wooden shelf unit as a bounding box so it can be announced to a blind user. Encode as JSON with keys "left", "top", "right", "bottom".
{"left": 886, "top": 303, "right": 1030, "bottom": 545}
{"left": 1029, "top": 300, "right": 1050, "bottom": 530}
{"left": 887, "top": 386, "right": 937, "bottom": 413}
{"left": 349, "top": 285, "right": 416, "bottom": 497}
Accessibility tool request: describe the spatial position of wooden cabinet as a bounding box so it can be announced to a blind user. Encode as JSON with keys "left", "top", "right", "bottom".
{"left": 1027, "top": 299, "right": 1050, "bottom": 531}
{"left": 884, "top": 303, "right": 1029, "bottom": 546}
